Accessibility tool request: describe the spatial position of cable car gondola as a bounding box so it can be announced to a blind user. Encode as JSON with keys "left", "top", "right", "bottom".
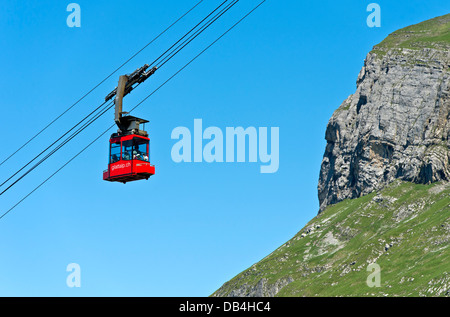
{"left": 103, "top": 69, "right": 156, "bottom": 183}
{"left": 103, "top": 116, "right": 155, "bottom": 183}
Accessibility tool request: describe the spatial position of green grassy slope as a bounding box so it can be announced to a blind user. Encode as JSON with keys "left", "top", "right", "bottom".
{"left": 212, "top": 181, "right": 450, "bottom": 296}
{"left": 371, "top": 13, "right": 450, "bottom": 59}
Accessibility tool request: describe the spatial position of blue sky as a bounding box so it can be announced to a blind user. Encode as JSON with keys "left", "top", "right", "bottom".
{"left": 0, "top": 0, "right": 448, "bottom": 296}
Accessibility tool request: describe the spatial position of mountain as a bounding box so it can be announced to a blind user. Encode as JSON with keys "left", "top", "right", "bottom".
{"left": 212, "top": 181, "right": 449, "bottom": 296}
{"left": 212, "top": 14, "right": 450, "bottom": 297}
{"left": 318, "top": 13, "right": 449, "bottom": 212}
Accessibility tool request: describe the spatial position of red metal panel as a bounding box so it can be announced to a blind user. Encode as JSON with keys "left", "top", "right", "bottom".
{"left": 133, "top": 160, "right": 155, "bottom": 175}
{"left": 104, "top": 161, "right": 155, "bottom": 182}
{"left": 109, "top": 160, "right": 133, "bottom": 178}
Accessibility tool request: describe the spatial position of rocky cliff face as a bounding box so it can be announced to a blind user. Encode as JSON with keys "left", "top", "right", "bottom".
{"left": 318, "top": 14, "right": 450, "bottom": 212}
{"left": 213, "top": 14, "right": 450, "bottom": 298}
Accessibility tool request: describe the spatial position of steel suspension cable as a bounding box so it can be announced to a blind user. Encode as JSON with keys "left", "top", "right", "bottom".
{"left": 148, "top": 0, "right": 230, "bottom": 68}
{"left": 0, "top": 101, "right": 115, "bottom": 196}
{"left": 156, "top": 0, "right": 240, "bottom": 68}
{"left": 0, "top": 0, "right": 230, "bottom": 193}
{"left": 0, "top": 0, "right": 266, "bottom": 220}
{"left": 0, "top": 100, "right": 111, "bottom": 190}
{"left": 0, "top": 0, "right": 204, "bottom": 168}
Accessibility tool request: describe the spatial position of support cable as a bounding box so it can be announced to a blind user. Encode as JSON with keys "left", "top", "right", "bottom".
{"left": 0, "top": 0, "right": 266, "bottom": 220}
{"left": 0, "top": 0, "right": 204, "bottom": 168}
{"left": 0, "top": 0, "right": 230, "bottom": 193}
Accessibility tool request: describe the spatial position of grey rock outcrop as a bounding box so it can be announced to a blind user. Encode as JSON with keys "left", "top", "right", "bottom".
{"left": 213, "top": 276, "right": 294, "bottom": 297}
{"left": 318, "top": 15, "right": 450, "bottom": 212}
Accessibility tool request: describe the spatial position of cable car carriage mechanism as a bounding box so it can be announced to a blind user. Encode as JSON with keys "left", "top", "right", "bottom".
{"left": 103, "top": 65, "right": 157, "bottom": 184}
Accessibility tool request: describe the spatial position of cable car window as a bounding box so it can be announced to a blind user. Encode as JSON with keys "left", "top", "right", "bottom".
{"left": 133, "top": 138, "right": 149, "bottom": 162}
{"left": 110, "top": 142, "right": 121, "bottom": 163}
{"left": 122, "top": 140, "right": 133, "bottom": 161}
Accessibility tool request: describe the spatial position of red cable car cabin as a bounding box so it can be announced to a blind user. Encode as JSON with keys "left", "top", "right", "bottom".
{"left": 103, "top": 134, "right": 155, "bottom": 183}
{"left": 103, "top": 70, "right": 157, "bottom": 184}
